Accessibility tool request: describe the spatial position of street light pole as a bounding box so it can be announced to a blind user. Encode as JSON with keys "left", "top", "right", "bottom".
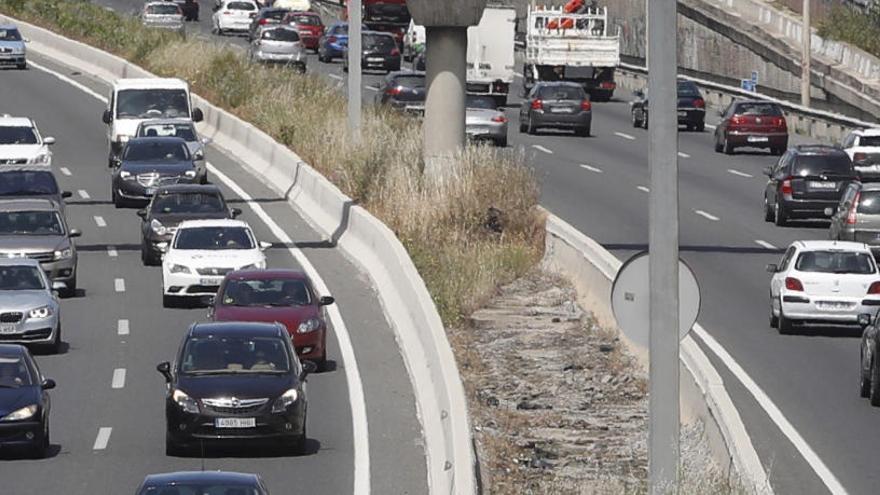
{"left": 647, "top": 0, "right": 680, "bottom": 492}
{"left": 801, "top": 0, "right": 811, "bottom": 107}
{"left": 347, "top": 0, "right": 362, "bottom": 142}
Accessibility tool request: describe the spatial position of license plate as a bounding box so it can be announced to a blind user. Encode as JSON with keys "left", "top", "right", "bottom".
{"left": 747, "top": 136, "right": 769, "bottom": 143}
{"left": 0, "top": 324, "right": 16, "bottom": 335}
{"left": 468, "top": 129, "right": 489, "bottom": 135}
{"left": 808, "top": 181, "right": 837, "bottom": 190}
{"left": 199, "top": 277, "right": 222, "bottom": 286}
{"left": 367, "top": 57, "right": 384, "bottom": 62}
{"left": 677, "top": 111, "right": 687, "bottom": 117}
{"left": 550, "top": 107, "right": 573, "bottom": 113}
{"left": 817, "top": 301, "right": 852, "bottom": 310}
{"left": 216, "top": 417, "right": 256, "bottom": 428}
{"left": 144, "top": 188, "right": 155, "bottom": 196}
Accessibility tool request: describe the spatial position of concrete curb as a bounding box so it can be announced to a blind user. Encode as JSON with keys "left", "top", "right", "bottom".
{"left": 543, "top": 212, "right": 773, "bottom": 495}
{"left": 2, "top": 14, "right": 476, "bottom": 495}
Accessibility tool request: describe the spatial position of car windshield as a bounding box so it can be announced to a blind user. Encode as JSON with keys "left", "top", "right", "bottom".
{"left": 138, "top": 123, "right": 196, "bottom": 141}
{"left": 263, "top": 10, "right": 289, "bottom": 20}
{"left": 123, "top": 141, "right": 189, "bottom": 162}
{"left": 858, "top": 191, "right": 880, "bottom": 214}
{"left": 0, "top": 172, "right": 59, "bottom": 196}
{"left": 146, "top": 4, "right": 179, "bottom": 15}
{"left": 537, "top": 86, "right": 584, "bottom": 100}
{"left": 139, "top": 485, "right": 261, "bottom": 495}
{"left": 221, "top": 278, "right": 312, "bottom": 307}
{"left": 116, "top": 89, "right": 189, "bottom": 119}
{"left": 391, "top": 75, "right": 424, "bottom": 89}
{"left": 331, "top": 24, "right": 349, "bottom": 35}
{"left": 262, "top": 28, "right": 299, "bottom": 41}
{"left": 288, "top": 14, "right": 320, "bottom": 25}
{"left": 0, "top": 357, "right": 32, "bottom": 388}
{"left": 0, "top": 29, "right": 22, "bottom": 42}
{"left": 859, "top": 136, "right": 880, "bottom": 147}
{"left": 677, "top": 81, "right": 701, "bottom": 97}
{"left": 0, "top": 126, "right": 38, "bottom": 145}
{"left": 793, "top": 154, "right": 853, "bottom": 176}
{"left": 180, "top": 335, "right": 290, "bottom": 374}
{"left": 0, "top": 211, "right": 64, "bottom": 236}
{"left": 228, "top": 1, "right": 256, "bottom": 10}
{"left": 0, "top": 265, "right": 45, "bottom": 291}
{"left": 364, "top": 34, "right": 395, "bottom": 50}
{"left": 466, "top": 96, "right": 497, "bottom": 110}
{"left": 734, "top": 102, "right": 783, "bottom": 116}
{"left": 152, "top": 192, "right": 225, "bottom": 214}
{"left": 795, "top": 250, "right": 876, "bottom": 274}
{"left": 174, "top": 226, "right": 254, "bottom": 250}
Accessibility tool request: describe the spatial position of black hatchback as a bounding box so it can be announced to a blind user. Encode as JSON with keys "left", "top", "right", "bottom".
{"left": 763, "top": 144, "right": 858, "bottom": 226}
{"left": 157, "top": 322, "right": 316, "bottom": 456}
{"left": 343, "top": 31, "right": 401, "bottom": 73}
{"left": 376, "top": 72, "right": 426, "bottom": 114}
{"left": 630, "top": 79, "right": 706, "bottom": 131}
{"left": 0, "top": 344, "right": 55, "bottom": 458}
{"left": 110, "top": 137, "right": 201, "bottom": 208}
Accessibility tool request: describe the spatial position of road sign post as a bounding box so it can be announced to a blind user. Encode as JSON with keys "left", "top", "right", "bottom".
{"left": 347, "top": 0, "right": 362, "bottom": 142}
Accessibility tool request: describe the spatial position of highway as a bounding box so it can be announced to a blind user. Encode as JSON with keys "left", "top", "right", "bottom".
{"left": 0, "top": 51, "right": 427, "bottom": 493}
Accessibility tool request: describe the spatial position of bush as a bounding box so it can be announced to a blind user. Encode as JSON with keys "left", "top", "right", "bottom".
{"left": 818, "top": 4, "right": 880, "bottom": 58}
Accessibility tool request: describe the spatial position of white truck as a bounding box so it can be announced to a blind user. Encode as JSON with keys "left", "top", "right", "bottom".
{"left": 523, "top": 5, "right": 620, "bottom": 101}
{"left": 467, "top": 5, "right": 516, "bottom": 108}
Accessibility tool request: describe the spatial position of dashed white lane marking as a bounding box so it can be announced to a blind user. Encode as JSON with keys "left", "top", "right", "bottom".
{"left": 637, "top": 186, "right": 650, "bottom": 193}
{"left": 580, "top": 164, "right": 603, "bottom": 173}
{"left": 728, "top": 169, "right": 754, "bottom": 178}
{"left": 328, "top": 74, "right": 343, "bottom": 81}
{"left": 78, "top": 189, "right": 90, "bottom": 199}
{"left": 107, "top": 246, "right": 118, "bottom": 258}
{"left": 695, "top": 209, "right": 720, "bottom": 221}
{"left": 532, "top": 144, "right": 553, "bottom": 154}
{"left": 755, "top": 239, "right": 777, "bottom": 250}
{"left": 705, "top": 123, "right": 717, "bottom": 130}
{"left": 514, "top": 73, "right": 523, "bottom": 79}
{"left": 111, "top": 368, "right": 126, "bottom": 389}
{"left": 614, "top": 131, "right": 636, "bottom": 140}
{"left": 117, "top": 319, "right": 129, "bottom": 336}
{"left": 93, "top": 427, "right": 112, "bottom": 450}
{"left": 365, "top": 85, "right": 379, "bottom": 91}
{"left": 678, "top": 152, "right": 691, "bottom": 158}
{"left": 60, "top": 167, "right": 72, "bottom": 176}
{"left": 94, "top": 216, "right": 106, "bottom": 227}
{"left": 114, "top": 278, "right": 125, "bottom": 293}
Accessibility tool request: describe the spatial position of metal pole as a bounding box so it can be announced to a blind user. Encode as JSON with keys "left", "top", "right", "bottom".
{"left": 347, "top": 0, "right": 363, "bottom": 141}
{"left": 647, "top": 0, "right": 679, "bottom": 492}
{"left": 801, "top": 0, "right": 811, "bottom": 107}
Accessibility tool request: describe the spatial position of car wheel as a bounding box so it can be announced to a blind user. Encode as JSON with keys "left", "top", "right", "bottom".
{"left": 772, "top": 147, "right": 784, "bottom": 156}
{"left": 870, "top": 357, "right": 880, "bottom": 406}
{"left": 47, "top": 323, "right": 61, "bottom": 354}
{"left": 632, "top": 112, "right": 641, "bottom": 128}
{"left": 29, "top": 419, "right": 48, "bottom": 459}
{"left": 165, "top": 433, "right": 186, "bottom": 457}
{"left": 695, "top": 121, "right": 705, "bottom": 132}
{"left": 774, "top": 199, "right": 788, "bottom": 227}
{"left": 163, "top": 295, "right": 177, "bottom": 308}
{"left": 142, "top": 243, "right": 159, "bottom": 266}
{"left": 778, "top": 304, "right": 794, "bottom": 335}
{"left": 861, "top": 352, "right": 872, "bottom": 398}
{"left": 526, "top": 118, "right": 536, "bottom": 135}
{"left": 62, "top": 277, "right": 76, "bottom": 298}
{"left": 519, "top": 120, "right": 527, "bottom": 133}
{"left": 769, "top": 298, "right": 778, "bottom": 328}
{"left": 17, "top": 61, "right": 26, "bottom": 70}
{"left": 714, "top": 134, "right": 723, "bottom": 153}
{"left": 112, "top": 189, "right": 122, "bottom": 209}
{"left": 764, "top": 196, "right": 774, "bottom": 222}
{"left": 723, "top": 137, "right": 734, "bottom": 155}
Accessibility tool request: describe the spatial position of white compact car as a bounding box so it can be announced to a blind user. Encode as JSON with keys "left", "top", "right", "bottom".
{"left": 160, "top": 219, "right": 269, "bottom": 307}
{"left": 842, "top": 128, "right": 880, "bottom": 181}
{"left": 768, "top": 240, "right": 880, "bottom": 334}
{"left": 212, "top": 0, "right": 259, "bottom": 35}
{"left": 0, "top": 116, "right": 54, "bottom": 165}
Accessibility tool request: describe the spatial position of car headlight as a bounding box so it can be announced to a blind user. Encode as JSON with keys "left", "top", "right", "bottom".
{"left": 151, "top": 219, "right": 167, "bottom": 236}
{"left": 170, "top": 264, "right": 191, "bottom": 274}
{"left": 194, "top": 150, "right": 204, "bottom": 160}
{"left": 1, "top": 404, "right": 37, "bottom": 422}
{"left": 53, "top": 248, "right": 72, "bottom": 260}
{"left": 29, "top": 152, "right": 51, "bottom": 164}
{"left": 119, "top": 170, "right": 133, "bottom": 180}
{"left": 28, "top": 306, "right": 53, "bottom": 320}
{"left": 184, "top": 170, "right": 197, "bottom": 179}
{"left": 271, "top": 388, "right": 299, "bottom": 413}
{"left": 297, "top": 318, "right": 322, "bottom": 334}
{"left": 172, "top": 389, "right": 199, "bottom": 414}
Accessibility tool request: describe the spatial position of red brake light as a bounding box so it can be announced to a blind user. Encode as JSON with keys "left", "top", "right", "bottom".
{"left": 847, "top": 191, "right": 861, "bottom": 225}
{"left": 491, "top": 115, "right": 508, "bottom": 123}
{"left": 531, "top": 99, "right": 543, "bottom": 110}
{"left": 854, "top": 152, "right": 868, "bottom": 162}
{"left": 774, "top": 116, "right": 786, "bottom": 128}
{"left": 785, "top": 277, "right": 804, "bottom": 291}
{"left": 385, "top": 86, "right": 403, "bottom": 96}
{"left": 781, "top": 177, "right": 793, "bottom": 199}
{"left": 731, "top": 115, "right": 744, "bottom": 125}
{"left": 600, "top": 81, "right": 616, "bottom": 89}
{"left": 581, "top": 100, "right": 592, "bottom": 111}
{"left": 869, "top": 282, "right": 880, "bottom": 294}
{"left": 694, "top": 98, "right": 705, "bottom": 108}
{"left": 259, "top": 18, "right": 269, "bottom": 24}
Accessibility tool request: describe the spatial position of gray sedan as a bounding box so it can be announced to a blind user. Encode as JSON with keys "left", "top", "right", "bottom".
{"left": 466, "top": 95, "right": 508, "bottom": 147}
{"left": 248, "top": 26, "right": 306, "bottom": 73}
{"left": 519, "top": 82, "right": 592, "bottom": 137}
{"left": 0, "top": 24, "right": 26, "bottom": 70}
{"left": 0, "top": 259, "right": 62, "bottom": 353}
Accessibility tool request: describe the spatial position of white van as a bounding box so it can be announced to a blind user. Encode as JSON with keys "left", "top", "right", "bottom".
{"left": 101, "top": 78, "right": 203, "bottom": 165}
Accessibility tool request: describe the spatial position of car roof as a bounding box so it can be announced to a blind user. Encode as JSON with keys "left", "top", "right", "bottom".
{"left": 113, "top": 78, "right": 189, "bottom": 90}
{"left": 0, "top": 166, "right": 56, "bottom": 174}
{"left": 226, "top": 269, "right": 309, "bottom": 282}
{"left": 0, "top": 116, "right": 34, "bottom": 127}
{"left": 0, "top": 198, "right": 60, "bottom": 212}
{"left": 0, "top": 344, "right": 26, "bottom": 358}
{"left": 138, "top": 119, "right": 194, "bottom": 127}
{"left": 0, "top": 258, "right": 42, "bottom": 268}
{"left": 189, "top": 321, "right": 286, "bottom": 338}
{"left": 792, "top": 144, "right": 847, "bottom": 156}
{"left": 733, "top": 99, "right": 780, "bottom": 106}
{"left": 793, "top": 240, "right": 871, "bottom": 251}
{"left": 142, "top": 471, "right": 261, "bottom": 486}
{"left": 127, "top": 136, "right": 188, "bottom": 145}
{"left": 155, "top": 184, "right": 223, "bottom": 195}
{"left": 0, "top": 25, "right": 20, "bottom": 31}
{"left": 853, "top": 128, "right": 880, "bottom": 137}
{"left": 176, "top": 218, "right": 249, "bottom": 229}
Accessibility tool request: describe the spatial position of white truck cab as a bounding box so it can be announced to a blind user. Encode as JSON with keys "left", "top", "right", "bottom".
{"left": 102, "top": 78, "right": 203, "bottom": 165}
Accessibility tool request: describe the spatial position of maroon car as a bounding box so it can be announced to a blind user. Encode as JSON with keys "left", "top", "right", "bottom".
{"left": 209, "top": 269, "right": 334, "bottom": 366}
{"left": 714, "top": 99, "right": 788, "bottom": 155}
{"left": 283, "top": 12, "right": 324, "bottom": 51}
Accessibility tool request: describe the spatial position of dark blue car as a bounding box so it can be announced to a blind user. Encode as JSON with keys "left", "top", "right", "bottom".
{"left": 317, "top": 22, "right": 359, "bottom": 63}
{"left": 136, "top": 471, "right": 270, "bottom": 494}
{"left": 0, "top": 344, "right": 55, "bottom": 458}
{"left": 110, "top": 137, "right": 203, "bottom": 208}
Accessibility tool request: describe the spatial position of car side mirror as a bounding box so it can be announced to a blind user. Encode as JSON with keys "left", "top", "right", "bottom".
{"left": 192, "top": 107, "right": 204, "bottom": 122}
{"left": 156, "top": 242, "right": 169, "bottom": 253}
{"left": 231, "top": 208, "right": 242, "bottom": 218}
{"left": 301, "top": 360, "right": 318, "bottom": 379}
{"left": 824, "top": 207, "right": 835, "bottom": 217}
{"left": 259, "top": 241, "right": 272, "bottom": 251}
{"left": 51, "top": 281, "right": 67, "bottom": 292}
{"left": 858, "top": 313, "right": 873, "bottom": 328}
{"left": 102, "top": 109, "right": 112, "bottom": 124}
{"left": 136, "top": 209, "right": 148, "bottom": 219}
{"left": 201, "top": 137, "right": 212, "bottom": 145}
{"left": 61, "top": 191, "right": 73, "bottom": 199}
{"left": 23, "top": 38, "right": 30, "bottom": 44}
{"left": 765, "top": 263, "right": 779, "bottom": 273}
{"left": 43, "top": 137, "right": 56, "bottom": 145}
{"left": 763, "top": 166, "right": 773, "bottom": 177}
{"left": 193, "top": 150, "right": 205, "bottom": 161}
{"left": 319, "top": 295, "right": 335, "bottom": 306}
{"left": 156, "top": 362, "right": 172, "bottom": 382}
{"left": 41, "top": 378, "right": 56, "bottom": 390}
{"left": 68, "top": 229, "right": 82, "bottom": 238}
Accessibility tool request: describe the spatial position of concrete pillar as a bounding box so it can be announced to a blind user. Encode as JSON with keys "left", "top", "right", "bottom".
{"left": 423, "top": 26, "right": 468, "bottom": 176}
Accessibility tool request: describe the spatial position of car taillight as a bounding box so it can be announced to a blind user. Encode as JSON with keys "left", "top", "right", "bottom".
{"left": 785, "top": 277, "right": 804, "bottom": 291}
{"left": 847, "top": 192, "right": 861, "bottom": 225}
{"left": 390, "top": 48, "right": 400, "bottom": 56}
{"left": 259, "top": 18, "right": 269, "bottom": 24}
{"left": 781, "top": 177, "right": 793, "bottom": 199}
{"left": 694, "top": 98, "right": 705, "bottom": 108}
{"left": 600, "top": 81, "right": 616, "bottom": 89}
{"left": 854, "top": 152, "right": 868, "bottom": 163}
{"left": 581, "top": 100, "right": 592, "bottom": 111}
{"left": 531, "top": 99, "right": 543, "bottom": 110}
{"left": 731, "top": 115, "right": 744, "bottom": 125}
{"left": 222, "top": 11, "right": 231, "bottom": 14}
{"left": 869, "top": 282, "right": 880, "bottom": 294}
{"left": 774, "top": 116, "right": 786, "bottom": 129}
{"left": 491, "top": 115, "right": 508, "bottom": 123}
{"left": 385, "top": 86, "right": 403, "bottom": 96}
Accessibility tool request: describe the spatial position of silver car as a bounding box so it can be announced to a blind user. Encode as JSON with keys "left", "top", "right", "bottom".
{"left": 135, "top": 119, "right": 211, "bottom": 176}
{"left": 140, "top": 2, "right": 186, "bottom": 34}
{"left": 828, "top": 182, "right": 880, "bottom": 252}
{"left": 466, "top": 95, "right": 509, "bottom": 147}
{"left": 0, "top": 199, "right": 81, "bottom": 297}
{"left": 248, "top": 26, "right": 306, "bottom": 72}
{"left": 0, "top": 259, "right": 62, "bottom": 353}
{"left": 0, "top": 24, "right": 26, "bottom": 70}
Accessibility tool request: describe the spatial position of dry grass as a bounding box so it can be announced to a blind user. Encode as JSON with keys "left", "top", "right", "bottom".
{"left": 2, "top": 0, "right": 544, "bottom": 325}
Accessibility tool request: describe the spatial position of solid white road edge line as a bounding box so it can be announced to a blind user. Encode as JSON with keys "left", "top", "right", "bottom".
{"left": 580, "top": 164, "right": 602, "bottom": 173}
{"left": 93, "top": 427, "right": 112, "bottom": 450}
{"left": 755, "top": 240, "right": 777, "bottom": 250}
{"left": 207, "top": 163, "right": 371, "bottom": 495}
{"left": 695, "top": 209, "right": 720, "bottom": 221}
{"left": 728, "top": 169, "right": 754, "bottom": 178}
{"left": 614, "top": 131, "right": 636, "bottom": 140}
{"left": 114, "top": 278, "right": 125, "bottom": 293}
{"left": 117, "top": 319, "right": 129, "bottom": 336}
{"left": 111, "top": 368, "right": 126, "bottom": 389}
{"left": 532, "top": 144, "right": 553, "bottom": 154}
{"left": 28, "top": 60, "right": 106, "bottom": 101}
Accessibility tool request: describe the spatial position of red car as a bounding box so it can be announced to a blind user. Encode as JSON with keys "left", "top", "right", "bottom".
{"left": 283, "top": 11, "right": 324, "bottom": 51}
{"left": 209, "top": 269, "right": 335, "bottom": 366}
{"left": 714, "top": 99, "right": 788, "bottom": 155}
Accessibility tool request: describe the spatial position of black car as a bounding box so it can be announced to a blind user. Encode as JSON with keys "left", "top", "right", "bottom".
{"left": 138, "top": 184, "right": 242, "bottom": 266}
{"left": 0, "top": 344, "right": 55, "bottom": 458}
{"left": 0, "top": 167, "right": 72, "bottom": 213}
{"left": 110, "top": 137, "right": 202, "bottom": 208}
{"left": 157, "top": 322, "right": 316, "bottom": 456}
{"left": 376, "top": 72, "right": 426, "bottom": 113}
{"left": 630, "top": 80, "right": 706, "bottom": 131}
{"left": 247, "top": 7, "right": 290, "bottom": 42}
{"left": 174, "top": 0, "right": 199, "bottom": 22}
{"left": 137, "top": 471, "right": 270, "bottom": 495}
{"left": 858, "top": 312, "right": 880, "bottom": 405}
{"left": 763, "top": 144, "right": 858, "bottom": 226}
{"left": 343, "top": 31, "right": 401, "bottom": 74}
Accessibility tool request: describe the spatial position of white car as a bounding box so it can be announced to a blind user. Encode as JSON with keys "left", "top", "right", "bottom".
{"left": 768, "top": 240, "right": 880, "bottom": 334}
{"left": 160, "top": 219, "right": 270, "bottom": 307}
{"left": 0, "top": 116, "right": 54, "bottom": 165}
{"left": 211, "top": 0, "right": 259, "bottom": 36}
{"left": 842, "top": 128, "right": 880, "bottom": 181}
